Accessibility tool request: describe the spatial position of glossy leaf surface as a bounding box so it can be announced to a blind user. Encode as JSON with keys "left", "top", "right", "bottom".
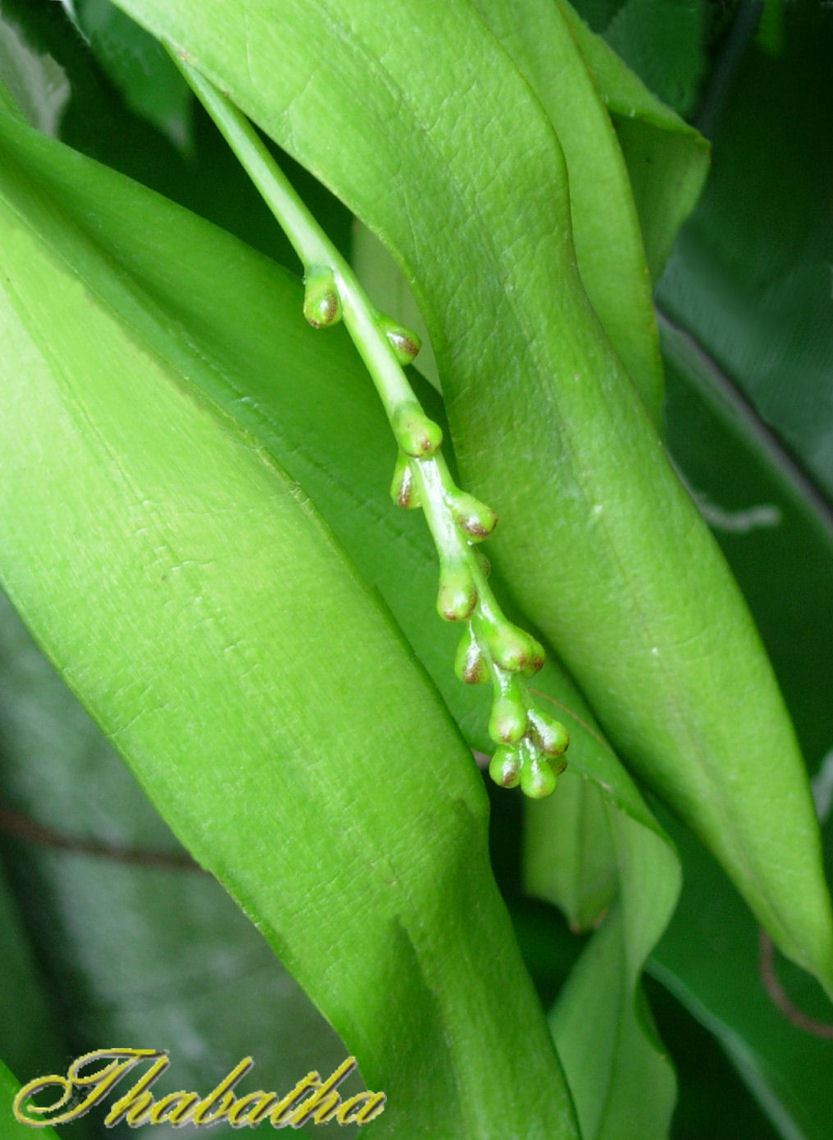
{"left": 0, "top": 588, "right": 357, "bottom": 1140}
{"left": 0, "top": 98, "right": 577, "bottom": 1137}
{"left": 524, "top": 701, "right": 680, "bottom": 1139}
{"left": 652, "top": 270, "right": 833, "bottom": 1140}
{"left": 471, "top": 0, "right": 664, "bottom": 420}
{"left": 0, "top": 48, "right": 687, "bottom": 1134}
{"left": 558, "top": 0, "right": 709, "bottom": 282}
{"left": 106, "top": 0, "right": 833, "bottom": 994}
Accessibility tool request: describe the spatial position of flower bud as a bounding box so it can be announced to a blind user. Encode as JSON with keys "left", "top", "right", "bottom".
{"left": 484, "top": 622, "right": 539, "bottom": 672}
{"left": 392, "top": 402, "right": 443, "bottom": 458}
{"left": 528, "top": 709, "right": 569, "bottom": 757}
{"left": 378, "top": 314, "right": 421, "bottom": 365}
{"left": 454, "top": 626, "right": 489, "bottom": 685}
{"left": 437, "top": 562, "right": 477, "bottom": 622}
{"left": 489, "top": 745, "right": 522, "bottom": 789}
{"left": 448, "top": 490, "right": 497, "bottom": 542}
{"left": 303, "top": 267, "right": 342, "bottom": 328}
{"left": 390, "top": 452, "right": 421, "bottom": 509}
{"left": 520, "top": 755, "right": 559, "bottom": 799}
{"left": 474, "top": 549, "right": 491, "bottom": 578}
{"left": 522, "top": 637, "right": 546, "bottom": 677}
{"left": 488, "top": 690, "right": 528, "bottom": 744}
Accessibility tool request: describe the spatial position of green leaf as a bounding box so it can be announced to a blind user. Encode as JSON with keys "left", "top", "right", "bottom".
{"left": 524, "top": 770, "right": 618, "bottom": 934}
{"left": 0, "top": 97, "right": 578, "bottom": 1136}
{"left": 0, "top": 588, "right": 356, "bottom": 1140}
{"left": 654, "top": 288, "right": 833, "bottom": 1137}
{"left": 104, "top": 0, "right": 833, "bottom": 993}
{"left": 0, "top": 53, "right": 686, "bottom": 1136}
{"left": 521, "top": 666, "right": 680, "bottom": 1139}
{"left": 1, "top": 0, "right": 353, "bottom": 271}
{"left": 558, "top": 0, "right": 710, "bottom": 281}
{"left": 471, "top": 0, "right": 664, "bottom": 421}
{"left": 72, "top": 0, "right": 192, "bottom": 145}
{"left": 585, "top": 0, "right": 707, "bottom": 117}
{"left": 651, "top": 805, "right": 833, "bottom": 1140}
{"left": 0, "top": 4, "right": 68, "bottom": 129}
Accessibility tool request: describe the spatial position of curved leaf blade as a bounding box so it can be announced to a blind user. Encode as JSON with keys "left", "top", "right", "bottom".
{"left": 524, "top": 684, "right": 680, "bottom": 1140}
{"left": 0, "top": 587, "right": 356, "bottom": 1140}
{"left": 105, "top": 0, "right": 833, "bottom": 996}
{"left": 0, "top": 101, "right": 578, "bottom": 1137}
{"left": 472, "top": 0, "right": 664, "bottom": 420}
{"left": 0, "top": 68, "right": 686, "bottom": 1137}
{"left": 558, "top": 0, "right": 710, "bottom": 281}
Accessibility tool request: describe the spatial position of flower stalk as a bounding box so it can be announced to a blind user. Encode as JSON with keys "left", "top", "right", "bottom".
{"left": 171, "top": 50, "right": 568, "bottom": 796}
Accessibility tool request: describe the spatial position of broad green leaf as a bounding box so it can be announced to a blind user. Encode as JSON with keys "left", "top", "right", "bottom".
{"left": 0, "top": 6, "right": 67, "bottom": 131}
{"left": 584, "top": 0, "right": 706, "bottom": 117}
{"left": 0, "top": 588, "right": 355, "bottom": 1140}
{"left": 524, "top": 770, "right": 618, "bottom": 934}
{"left": 105, "top": 0, "right": 833, "bottom": 994}
{"left": 661, "top": 319, "right": 833, "bottom": 767}
{"left": 0, "top": 102, "right": 578, "bottom": 1137}
{"left": 471, "top": 0, "right": 664, "bottom": 421}
{"left": 652, "top": 312, "right": 833, "bottom": 1135}
{"left": 0, "top": 61, "right": 685, "bottom": 1137}
{"left": 0, "top": 0, "right": 353, "bottom": 271}
{"left": 558, "top": 0, "right": 710, "bottom": 281}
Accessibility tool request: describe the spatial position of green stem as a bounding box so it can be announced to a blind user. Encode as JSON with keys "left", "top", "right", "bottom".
{"left": 171, "top": 49, "right": 569, "bottom": 797}
{"left": 170, "top": 54, "right": 418, "bottom": 425}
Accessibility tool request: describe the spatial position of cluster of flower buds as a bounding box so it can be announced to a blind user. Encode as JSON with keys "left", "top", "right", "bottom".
{"left": 387, "top": 375, "right": 569, "bottom": 795}
{"left": 304, "top": 268, "right": 569, "bottom": 797}
{"left": 454, "top": 610, "right": 569, "bottom": 796}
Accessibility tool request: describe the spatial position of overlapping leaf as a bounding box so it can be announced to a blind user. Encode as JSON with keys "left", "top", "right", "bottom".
{"left": 557, "top": 0, "right": 709, "bottom": 281}
{"left": 0, "top": 587, "right": 356, "bottom": 1140}
{"left": 0, "top": 33, "right": 686, "bottom": 1133}
{"left": 0, "top": 93, "right": 578, "bottom": 1137}
{"left": 471, "top": 0, "right": 666, "bottom": 421}
{"left": 106, "top": 0, "right": 833, "bottom": 999}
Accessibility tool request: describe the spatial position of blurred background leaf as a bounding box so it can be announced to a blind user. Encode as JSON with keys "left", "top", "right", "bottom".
{"left": 0, "top": 0, "right": 353, "bottom": 267}
{"left": 617, "top": 2, "right": 833, "bottom": 1135}
{"left": 658, "top": 4, "right": 833, "bottom": 504}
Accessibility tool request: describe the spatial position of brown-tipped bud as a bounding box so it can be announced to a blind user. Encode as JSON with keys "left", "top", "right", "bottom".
{"left": 454, "top": 626, "right": 489, "bottom": 685}
{"left": 484, "top": 622, "right": 538, "bottom": 673}
{"left": 378, "top": 314, "right": 421, "bottom": 365}
{"left": 390, "top": 452, "right": 421, "bottom": 509}
{"left": 520, "top": 755, "right": 560, "bottom": 799}
{"left": 448, "top": 490, "right": 497, "bottom": 542}
{"left": 489, "top": 745, "right": 522, "bottom": 789}
{"left": 303, "top": 267, "right": 342, "bottom": 328}
{"left": 528, "top": 710, "right": 569, "bottom": 758}
{"left": 437, "top": 562, "right": 477, "bottom": 622}
{"left": 392, "top": 401, "right": 443, "bottom": 458}
{"left": 522, "top": 636, "right": 546, "bottom": 677}
{"left": 488, "top": 691, "right": 528, "bottom": 745}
